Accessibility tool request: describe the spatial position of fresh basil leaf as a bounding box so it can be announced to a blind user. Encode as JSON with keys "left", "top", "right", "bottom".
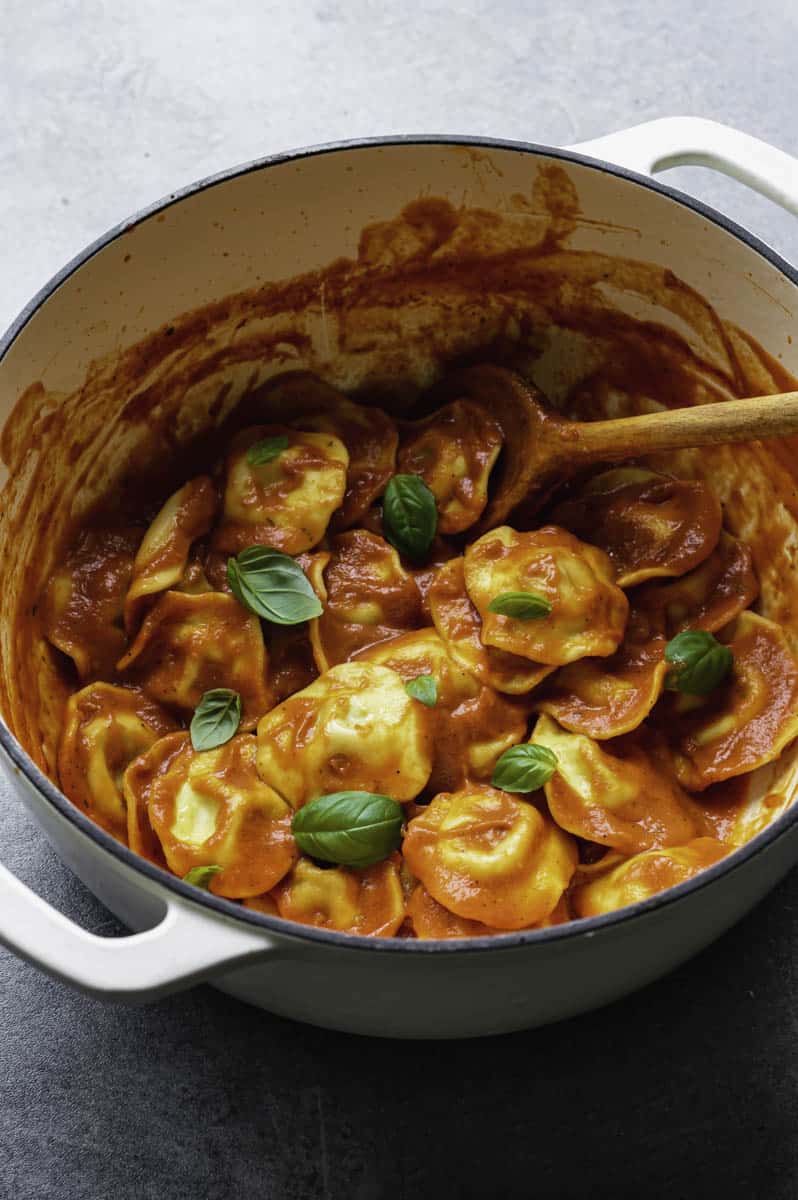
{"left": 405, "top": 675, "right": 438, "bottom": 707}
{"left": 383, "top": 474, "right": 438, "bottom": 559}
{"left": 227, "top": 545, "right": 323, "bottom": 625}
{"left": 190, "top": 688, "right": 241, "bottom": 751}
{"left": 292, "top": 791, "right": 404, "bottom": 868}
{"left": 183, "top": 864, "right": 223, "bottom": 889}
{"left": 487, "top": 591, "right": 552, "bottom": 620}
{"left": 247, "top": 435, "right": 290, "bottom": 466}
{"left": 664, "top": 629, "right": 734, "bottom": 695}
{"left": 492, "top": 744, "right": 558, "bottom": 792}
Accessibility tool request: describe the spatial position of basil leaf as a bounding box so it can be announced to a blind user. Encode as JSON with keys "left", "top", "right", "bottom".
{"left": 487, "top": 591, "right": 552, "bottom": 620}
{"left": 405, "top": 675, "right": 438, "bottom": 707}
{"left": 492, "top": 744, "right": 558, "bottom": 792}
{"left": 664, "top": 629, "right": 734, "bottom": 695}
{"left": 183, "top": 864, "right": 223, "bottom": 889}
{"left": 190, "top": 688, "right": 241, "bottom": 751}
{"left": 383, "top": 474, "right": 438, "bottom": 559}
{"left": 247, "top": 435, "right": 290, "bottom": 466}
{"left": 292, "top": 791, "right": 404, "bottom": 868}
{"left": 228, "top": 545, "right": 323, "bottom": 625}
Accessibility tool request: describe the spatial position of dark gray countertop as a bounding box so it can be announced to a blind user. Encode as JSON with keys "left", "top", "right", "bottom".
{"left": 2, "top": 3, "right": 798, "bottom": 1197}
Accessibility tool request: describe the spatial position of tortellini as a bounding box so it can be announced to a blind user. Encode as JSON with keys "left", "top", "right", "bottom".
{"left": 356, "top": 629, "right": 528, "bottom": 793}
{"left": 532, "top": 714, "right": 702, "bottom": 855}
{"left": 355, "top": 628, "right": 480, "bottom": 708}
{"left": 42, "top": 363, "right": 798, "bottom": 941}
{"left": 657, "top": 612, "right": 798, "bottom": 790}
{"left": 402, "top": 784, "right": 577, "bottom": 929}
{"left": 306, "top": 530, "right": 423, "bottom": 671}
{"left": 535, "top": 534, "right": 758, "bottom": 742}
{"left": 552, "top": 468, "right": 722, "bottom": 586}
{"left": 255, "top": 371, "right": 398, "bottom": 529}
{"left": 716, "top": 778, "right": 795, "bottom": 848}
{"left": 270, "top": 857, "right": 405, "bottom": 936}
{"left": 58, "top": 683, "right": 177, "bottom": 840}
{"left": 397, "top": 399, "right": 503, "bottom": 533}
{"left": 118, "top": 591, "right": 270, "bottom": 724}
{"left": 43, "top": 527, "right": 140, "bottom": 679}
{"left": 123, "top": 732, "right": 297, "bottom": 896}
{"left": 423, "top": 363, "right": 554, "bottom": 531}
{"left": 533, "top": 599, "right": 667, "bottom": 739}
{"left": 124, "top": 476, "right": 217, "bottom": 633}
{"left": 635, "top": 531, "right": 758, "bottom": 637}
{"left": 571, "top": 839, "right": 728, "bottom": 917}
{"left": 212, "top": 424, "right": 349, "bottom": 555}
{"left": 256, "top": 662, "right": 434, "bottom": 808}
{"left": 464, "top": 526, "right": 629, "bottom": 665}
{"left": 407, "top": 884, "right": 569, "bottom": 939}
{"left": 407, "top": 884, "right": 501, "bottom": 939}
{"left": 429, "top": 557, "right": 553, "bottom": 695}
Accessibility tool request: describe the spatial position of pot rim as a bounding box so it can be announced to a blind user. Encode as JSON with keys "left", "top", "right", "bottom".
{"left": 2, "top": 131, "right": 797, "bottom": 956}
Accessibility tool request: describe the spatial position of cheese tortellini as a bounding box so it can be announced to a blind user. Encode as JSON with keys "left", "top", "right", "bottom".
{"left": 533, "top": 598, "right": 667, "bottom": 739}
{"left": 212, "top": 424, "right": 349, "bottom": 555}
{"left": 43, "top": 527, "right": 140, "bottom": 680}
{"left": 257, "top": 661, "right": 434, "bottom": 808}
{"left": 58, "top": 682, "right": 177, "bottom": 840}
{"left": 269, "top": 857, "right": 405, "bottom": 936}
{"left": 118, "top": 591, "right": 270, "bottom": 725}
{"left": 44, "top": 366, "right": 798, "bottom": 942}
{"left": 123, "top": 732, "right": 297, "bottom": 896}
{"left": 464, "top": 525, "right": 628, "bottom": 665}
{"left": 552, "top": 468, "right": 722, "bottom": 587}
{"left": 407, "top": 884, "right": 569, "bottom": 939}
{"left": 532, "top": 714, "right": 702, "bottom": 855}
{"left": 403, "top": 784, "right": 577, "bottom": 929}
{"left": 397, "top": 399, "right": 503, "bottom": 533}
{"left": 657, "top": 612, "right": 798, "bottom": 790}
{"left": 306, "top": 530, "right": 423, "bottom": 671}
{"left": 124, "top": 476, "right": 217, "bottom": 633}
{"left": 430, "top": 557, "right": 553, "bottom": 694}
{"left": 635, "top": 531, "right": 758, "bottom": 638}
{"left": 356, "top": 629, "right": 528, "bottom": 793}
{"left": 571, "top": 839, "right": 728, "bottom": 917}
{"left": 255, "top": 371, "right": 398, "bottom": 529}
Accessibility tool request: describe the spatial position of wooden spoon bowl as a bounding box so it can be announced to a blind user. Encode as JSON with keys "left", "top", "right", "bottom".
{"left": 436, "top": 365, "right": 798, "bottom": 532}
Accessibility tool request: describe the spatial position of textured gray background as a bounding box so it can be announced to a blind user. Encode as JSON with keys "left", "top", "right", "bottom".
{"left": 2, "top": 2, "right": 798, "bottom": 1197}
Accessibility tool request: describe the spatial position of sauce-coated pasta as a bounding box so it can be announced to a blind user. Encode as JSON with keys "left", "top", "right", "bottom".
{"left": 42, "top": 368, "right": 796, "bottom": 940}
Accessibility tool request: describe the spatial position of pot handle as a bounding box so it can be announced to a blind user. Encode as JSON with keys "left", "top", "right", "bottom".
{"left": 568, "top": 117, "right": 798, "bottom": 216}
{"left": 0, "top": 859, "right": 276, "bottom": 1000}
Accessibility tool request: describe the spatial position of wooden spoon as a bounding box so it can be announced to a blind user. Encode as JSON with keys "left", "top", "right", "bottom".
{"left": 433, "top": 365, "right": 798, "bottom": 532}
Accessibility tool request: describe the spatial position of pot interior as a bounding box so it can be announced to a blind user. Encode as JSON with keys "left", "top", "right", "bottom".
{"left": 2, "top": 139, "right": 798, "bottom": 848}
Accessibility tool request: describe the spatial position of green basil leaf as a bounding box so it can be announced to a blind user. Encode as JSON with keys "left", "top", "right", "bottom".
{"left": 227, "top": 545, "right": 323, "bottom": 625}
{"left": 190, "top": 688, "right": 241, "bottom": 751}
{"left": 247, "top": 435, "right": 290, "bottom": 466}
{"left": 292, "top": 791, "right": 404, "bottom": 868}
{"left": 383, "top": 474, "right": 438, "bottom": 560}
{"left": 492, "top": 744, "right": 558, "bottom": 792}
{"left": 183, "top": 864, "right": 223, "bottom": 889}
{"left": 664, "top": 629, "right": 734, "bottom": 695}
{"left": 487, "top": 591, "right": 552, "bottom": 620}
{"left": 404, "top": 675, "right": 438, "bottom": 707}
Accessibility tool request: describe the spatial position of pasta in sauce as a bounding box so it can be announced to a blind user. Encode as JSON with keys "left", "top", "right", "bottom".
{"left": 44, "top": 367, "right": 798, "bottom": 938}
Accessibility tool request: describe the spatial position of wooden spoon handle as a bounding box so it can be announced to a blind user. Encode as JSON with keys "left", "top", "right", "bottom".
{"left": 572, "top": 391, "right": 798, "bottom": 462}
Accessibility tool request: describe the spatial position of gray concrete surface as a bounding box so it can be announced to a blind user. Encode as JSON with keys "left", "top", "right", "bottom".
{"left": 1, "top": 2, "right": 797, "bottom": 1197}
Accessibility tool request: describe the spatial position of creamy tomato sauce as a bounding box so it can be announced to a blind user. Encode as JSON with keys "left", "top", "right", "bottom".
{"left": 3, "top": 171, "right": 798, "bottom": 938}
{"left": 27, "top": 361, "right": 798, "bottom": 937}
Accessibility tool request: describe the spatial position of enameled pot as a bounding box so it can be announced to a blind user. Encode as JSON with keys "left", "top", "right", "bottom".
{"left": 1, "top": 117, "right": 798, "bottom": 1039}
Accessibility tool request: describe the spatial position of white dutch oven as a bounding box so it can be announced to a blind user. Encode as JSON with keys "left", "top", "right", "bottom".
{"left": 1, "top": 117, "right": 797, "bottom": 1039}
